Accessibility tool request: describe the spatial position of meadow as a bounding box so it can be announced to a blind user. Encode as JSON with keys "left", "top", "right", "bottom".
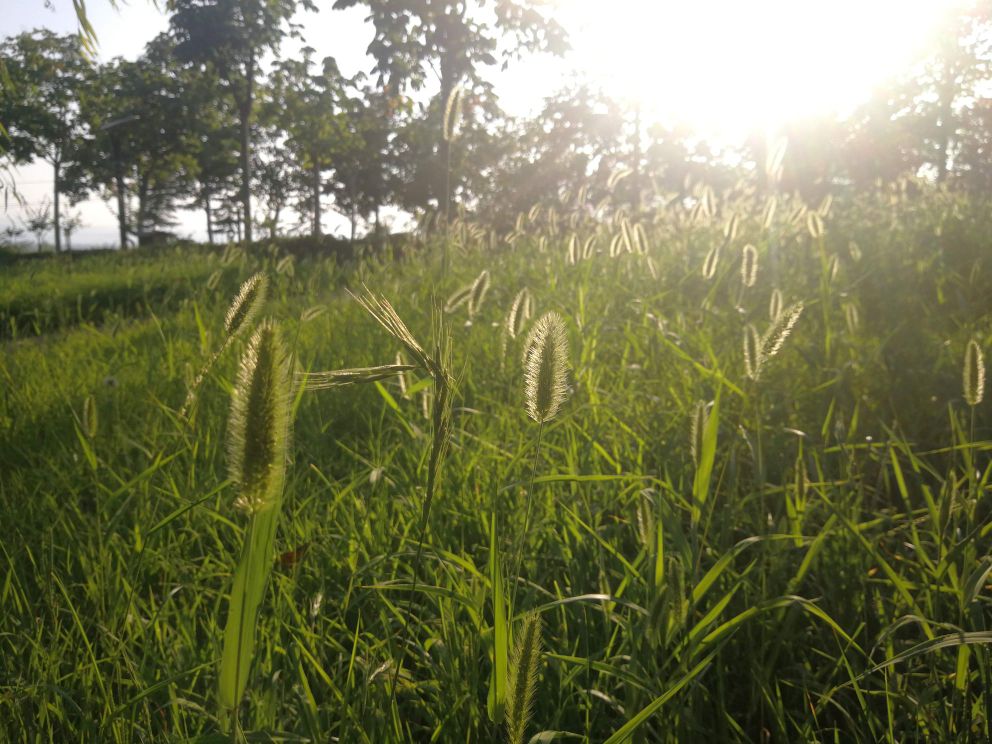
{"left": 2, "top": 183, "right": 992, "bottom": 743}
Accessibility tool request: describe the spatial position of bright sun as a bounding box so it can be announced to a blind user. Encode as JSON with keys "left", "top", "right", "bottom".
{"left": 556, "top": 0, "right": 962, "bottom": 138}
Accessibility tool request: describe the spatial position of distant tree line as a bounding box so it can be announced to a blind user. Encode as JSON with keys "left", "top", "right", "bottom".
{"left": 1, "top": 0, "right": 991, "bottom": 251}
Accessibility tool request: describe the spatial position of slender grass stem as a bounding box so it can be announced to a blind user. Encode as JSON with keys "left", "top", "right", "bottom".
{"left": 509, "top": 421, "right": 545, "bottom": 617}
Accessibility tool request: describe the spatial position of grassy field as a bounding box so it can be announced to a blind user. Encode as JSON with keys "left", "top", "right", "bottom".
{"left": 3, "top": 185, "right": 992, "bottom": 743}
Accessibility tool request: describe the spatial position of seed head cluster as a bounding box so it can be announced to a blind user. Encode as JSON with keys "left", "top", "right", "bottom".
{"left": 964, "top": 339, "right": 985, "bottom": 407}
{"left": 522, "top": 312, "right": 570, "bottom": 423}
{"left": 228, "top": 321, "right": 292, "bottom": 513}
{"left": 224, "top": 273, "right": 269, "bottom": 338}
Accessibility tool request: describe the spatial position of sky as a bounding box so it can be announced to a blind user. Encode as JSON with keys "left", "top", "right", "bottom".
{"left": 1, "top": 0, "right": 962, "bottom": 249}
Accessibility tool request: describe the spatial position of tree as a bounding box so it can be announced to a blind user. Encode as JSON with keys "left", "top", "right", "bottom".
{"left": 21, "top": 199, "right": 52, "bottom": 252}
{"left": 62, "top": 210, "right": 84, "bottom": 252}
{"left": 187, "top": 68, "right": 240, "bottom": 245}
{"left": 77, "top": 35, "right": 200, "bottom": 246}
{"left": 168, "top": 0, "right": 316, "bottom": 247}
{"left": 333, "top": 84, "right": 406, "bottom": 241}
{"left": 264, "top": 51, "right": 356, "bottom": 238}
{"left": 253, "top": 125, "right": 299, "bottom": 238}
{"left": 0, "top": 31, "right": 93, "bottom": 252}
{"left": 476, "top": 84, "right": 626, "bottom": 227}
{"left": 334, "top": 0, "right": 567, "bottom": 220}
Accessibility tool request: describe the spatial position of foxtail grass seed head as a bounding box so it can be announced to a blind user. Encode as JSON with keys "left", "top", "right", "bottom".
{"left": 828, "top": 254, "right": 840, "bottom": 281}
{"left": 818, "top": 193, "right": 833, "bottom": 218}
{"left": 445, "top": 283, "right": 473, "bottom": 314}
{"left": 224, "top": 273, "right": 269, "bottom": 338}
{"left": 420, "top": 386, "right": 432, "bottom": 420}
{"left": 724, "top": 213, "right": 739, "bottom": 242}
{"left": 275, "top": 254, "right": 294, "bottom": 277}
{"left": 442, "top": 84, "right": 462, "bottom": 142}
{"left": 844, "top": 303, "right": 860, "bottom": 334}
{"left": 227, "top": 321, "right": 292, "bottom": 513}
{"left": 741, "top": 244, "right": 758, "bottom": 287}
{"left": 806, "top": 211, "right": 824, "bottom": 239}
{"left": 567, "top": 234, "right": 578, "bottom": 265}
{"left": 523, "top": 312, "right": 570, "bottom": 423}
{"left": 506, "top": 288, "right": 533, "bottom": 340}
{"left": 762, "top": 301, "right": 804, "bottom": 361}
{"left": 582, "top": 234, "right": 597, "bottom": 260}
{"left": 646, "top": 256, "right": 658, "bottom": 280}
{"left": 469, "top": 269, "right": 491, "bottom": 317}
{"left": 83, "top": 394, "right": 98, "bottom": 439}
{"left": 609, "top": 232, "right": 624, "bottom": 258}
{"left": 702, "top": 244, "right": 720, "bottom": 279}
{"left": 769, "top": 288, "right": 783, "bottom": 321}
{"left": 743, "top": 324, "right": 761, "bottom": 381}
{"left": 690, "top": 400, "right": 709, "bottom": 468}
{"left": 634, "top": 222, "right": 649, "bottom": 254}
{"left": 505, "top": 612, "right": 542, "bottom": 744}
{"left": 964, "top": 339, "right": 985, "bottom": 407}
{"left": 396, "top": 351, "right": 410, "bottom": 398}
{"left": 762, "top": 197, "right": 777, "bottom": 230}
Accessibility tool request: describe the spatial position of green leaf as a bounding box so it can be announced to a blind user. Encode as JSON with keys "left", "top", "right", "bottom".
{"left": 488, "top": 512, "right": 509, "bottom": 723}
{"left": 691, "top": 392, "right": 720, "bottom": 523}
{"left": 602, "top": 651, "right": 716, "bottom": 743}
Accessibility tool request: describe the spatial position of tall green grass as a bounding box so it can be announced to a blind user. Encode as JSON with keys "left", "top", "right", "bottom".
{"left": 1, "top": 184, "right": 992, "bottom": 742}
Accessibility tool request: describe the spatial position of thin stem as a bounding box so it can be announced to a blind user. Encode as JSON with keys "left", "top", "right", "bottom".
{"left": 386, "top": 508, "right": 431, "bottom": 708}
{"left": 510, "top": 420, "right": 545, "bottom": 617}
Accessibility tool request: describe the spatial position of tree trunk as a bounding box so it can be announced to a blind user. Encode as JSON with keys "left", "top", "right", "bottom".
{"left": 937, "top": 73, "right": 954, "bottom": 183}
{"left": 53, "top": 161, "right": 62, "bottom": 253}
{"left": 204, "top": 189, "right": 214, "bottom": 246}
{"left": 312, "top": 157, "right": 321, "bottom": 238}
{"left": 270, "top": 202, "right": 280, "bottom": 239}
{"left": 137, "top": 176, "right": 149, "bottom": 243}
{"left": 112, "top": 136, "right": 128, "bottom": 250}
{"left": 439, "top": 55, "right": 455, "bottom": 227}
{"left": 239, "top": 52, "right": 255, "bottom": 248}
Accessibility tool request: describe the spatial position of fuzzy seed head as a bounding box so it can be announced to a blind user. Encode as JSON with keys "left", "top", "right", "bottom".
{"left": 505, "top": 612, "right": 542, "bottom": 744}
{"left": 445, "top": 284, "right": 473, "bottom": 314}
{"left": 769, "top": 288, "right": 783, "bottom": 321}
{"left": 396, "top": 351, "right": 410, "bottom": 398}
{"left": 523, "top": 312, "right": 570, "bottom": 423}
{"left": 224, "top": 273, "right": 268, "bottom": 338}
{"left": 227, "top": 321, "right": 292, "bottom": 513}
{"left": 506, "top": 288, "right": 533, "bottom": 340}
{"left": 762, "top": 302, "right": 804, "bottom": 361}
{"left": 690, "top": 400, "right": 709, "bottom": 468}
{"left": 702, "top": 244, "right": 720, "bottom": 279}
{"left": 442, "top": 84, "right": 463, "bottom": 142}
{"left": 724, "top": 213, "right": 739, "bottom": 242}
{"left": 743, "top": 324, "right": 761, "bottom": 381}
{"left": 964, "top": 339, "right": 985, "bottom": 407}
{"left": 582, "top": 235, "right": 597, "bottom": 260}
{"left": 843, "top": 303, "right": 860, "bottom": 334}
{"left": 741, "top": 244, "right": 758, "bottom": 287}
{"left": 469, "top": 269, "right": 491, "bottom": 317}
{"left": 762, "top": 197, "right": 777, "bottom": 230}
{"left": 83, "top": 394, "right": 98, "bottom": 439}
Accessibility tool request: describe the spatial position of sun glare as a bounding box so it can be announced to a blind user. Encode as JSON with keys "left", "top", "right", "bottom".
{"left": 557, "top": 0, "right": 961, "bottom": 138}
